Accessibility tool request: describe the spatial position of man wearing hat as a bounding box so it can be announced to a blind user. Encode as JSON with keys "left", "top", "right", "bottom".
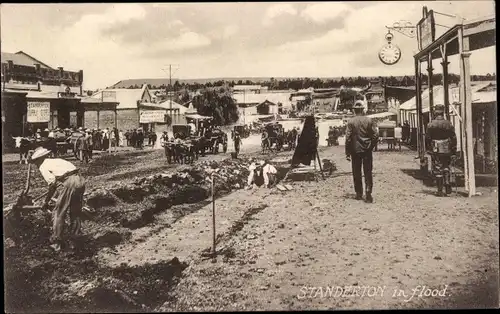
{"left": 345, "top": 100, "right": 379, "bottom": 203}
{"left": 246, "top": 160, "right": 265, "bottom": 189}
{"left": 85, "top": 129, "right": 94, "bottom": 161}
{"left": 262, "top": 159, "right": 277, "bottom": 188}
{"left": 233, "top": 131, "right": 242, "bottom": 157}
{"left": 425, "top": 104, "right": 457, "bottom": 196}
{"left": 29, "top": 147, "right": 86, "bottom": 252}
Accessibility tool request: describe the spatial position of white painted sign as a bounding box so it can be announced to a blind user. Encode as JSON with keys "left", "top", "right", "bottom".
{"left": 140, "top": 110, "right": 166, "bottom": 123}
{"left": 27, "top": 101, "right": 50, "bottom": 123}
{"left": 102, "top": 90, "right": 116, "bottom": 102}
{"left": 417, "top": 10, "right": 435, "bottom": 50}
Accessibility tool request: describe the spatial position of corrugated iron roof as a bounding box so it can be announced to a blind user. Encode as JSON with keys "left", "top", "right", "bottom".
{"left": 1, "top": 51, "right": 53, "bottom": 69}
{"left": 233, "top": 92, "right": 292, "bottom": 107}
{"left": 154, "top": 100, "right": 189, "bottom": 114}
{"left": 88, "top": 85, "right": 150, "bottom": 109}
{"left": 400, "top": 82, "right": 495, "bottom": 111}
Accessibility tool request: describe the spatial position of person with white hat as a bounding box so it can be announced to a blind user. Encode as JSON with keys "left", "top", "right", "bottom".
{"left": 29, "top": 147, "right": 86, "bottom": 252}
{"left": 262, "top": 159, "right": 278, "bottom": 188}
{"left": 246, "top": 160, "right": 266, "bottom": 189}
{"left": 345, "top": 100, "right": 378, "bottom": 203}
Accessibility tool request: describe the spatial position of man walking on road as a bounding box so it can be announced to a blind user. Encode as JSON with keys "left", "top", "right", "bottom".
{"left": 345, "top": 100, "right": 379, "bottom": 203}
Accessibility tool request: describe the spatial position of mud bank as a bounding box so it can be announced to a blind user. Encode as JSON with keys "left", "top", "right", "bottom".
{"left": 4, "top": 157, "right": 254, "bottom": 312}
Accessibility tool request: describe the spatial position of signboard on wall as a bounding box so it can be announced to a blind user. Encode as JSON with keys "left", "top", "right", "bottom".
{"left": 417, "top": 10, "right": 435, "bottom": 50}
{"left": 140, "top": 110, "right": 166, "bottom": 123}
{"left": 27, "top": 101, "right": 50, "bottom": 123}
{"left": 102, "top": 90, "right": 117, "bottom": 102}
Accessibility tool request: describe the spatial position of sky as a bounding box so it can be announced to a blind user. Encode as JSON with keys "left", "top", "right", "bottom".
{"left": 1, "top": 1, "right": 496, "bottom": 90}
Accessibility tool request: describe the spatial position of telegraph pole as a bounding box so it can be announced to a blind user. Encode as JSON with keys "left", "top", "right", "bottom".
{"left": 162, "top": 64, "right": 180, "bottom": 123}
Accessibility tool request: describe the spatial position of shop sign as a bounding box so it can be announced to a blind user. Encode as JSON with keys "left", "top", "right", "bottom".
{"left": 27, "top": 101, "right": 50, "bottom": 123}
{"left": 417, "top": 10, "right": 435, "bottom": 50}
{"left": 140, "top": 110, "right": 166, "bottom": 123}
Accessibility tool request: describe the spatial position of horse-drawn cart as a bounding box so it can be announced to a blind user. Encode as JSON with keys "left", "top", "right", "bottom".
{"left": 376, "top": 121, "right": 401, "bottom": 151}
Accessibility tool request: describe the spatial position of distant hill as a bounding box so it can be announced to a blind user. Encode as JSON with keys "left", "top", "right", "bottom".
{"left": 111, "top": 76, "right": 387, "bottom": 88}
{"left": 111, "top": 74, "right": 495, "bottom": 89}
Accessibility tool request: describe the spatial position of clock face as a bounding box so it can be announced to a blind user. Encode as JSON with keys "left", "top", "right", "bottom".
{"left": 378, "top": 43, "right": 402, "bottom": 65}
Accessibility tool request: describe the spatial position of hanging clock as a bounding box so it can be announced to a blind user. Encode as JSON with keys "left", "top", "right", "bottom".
{"left": 378, "top": 31, "right": 402, "bottom": 65}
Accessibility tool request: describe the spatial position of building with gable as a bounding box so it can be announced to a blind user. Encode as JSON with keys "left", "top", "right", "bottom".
{"left": 82, "top": 85, "right": 189, "bottom": 132}
{"left": 1, "top": 51, "right": 85, "bottom": 138}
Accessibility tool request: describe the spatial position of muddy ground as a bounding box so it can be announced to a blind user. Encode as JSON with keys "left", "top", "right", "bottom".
{"left": 3, "top": 141, "right": 499, "bottom": 311}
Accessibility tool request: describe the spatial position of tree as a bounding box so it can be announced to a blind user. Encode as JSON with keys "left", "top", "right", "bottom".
{"left": 191, "top": 86, "right": 239, "bottom": 126}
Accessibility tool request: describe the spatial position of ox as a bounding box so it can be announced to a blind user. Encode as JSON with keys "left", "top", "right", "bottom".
{"left": 13, "top": 137, "right": 36, "bottom": 164}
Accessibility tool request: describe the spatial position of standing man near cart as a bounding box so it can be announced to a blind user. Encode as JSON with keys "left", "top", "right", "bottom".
{"left": 29, "top": 147, "right": 86, "bottom": 252}
{"left": 345, "top": 100, "right": 379, "bottom": 203}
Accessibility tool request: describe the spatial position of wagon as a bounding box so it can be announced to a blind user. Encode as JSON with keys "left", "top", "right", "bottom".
{"left": 232, "top": 125, "right": 250, "bottom": 138}
{"left": 172, "top": 124, "right": 192, "bottom": 140}
{"left": 376, "top": 121, "right": 400, "bottom": 151}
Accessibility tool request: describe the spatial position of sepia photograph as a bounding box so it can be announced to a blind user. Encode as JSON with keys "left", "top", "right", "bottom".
{"left": 1, "top": 1, "right": 498, "bottom": 312}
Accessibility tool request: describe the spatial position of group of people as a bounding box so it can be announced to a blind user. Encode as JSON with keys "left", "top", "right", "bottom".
{"left": 327, "top": 126, "right": 345, "bottom": 146}
{"left": 123, "top": 128, "right": 150, "bottom": 149}
{"left": 246, "top": 159, "right": 278, "bottom": 189}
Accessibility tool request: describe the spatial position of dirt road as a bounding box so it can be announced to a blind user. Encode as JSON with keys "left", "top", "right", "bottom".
{"left": 3, "top": 142, "right": 499, "bottom": 311}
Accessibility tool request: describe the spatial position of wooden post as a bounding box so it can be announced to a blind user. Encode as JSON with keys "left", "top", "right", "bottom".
{"left": 97, "top": 109, "right": 100, "bottom": 130}
{"left": 427, "top": 53, "right": 434, "bottom": 121}
{"left": 440, "top": 44, "right": 450, "bottom": 121}
{"left": 461, "top": 32, "right": 476, "bottom": 197}
{"left": 415, "top": 57, "right": 424, "bottom": 159}
{"left": 458, "top": 26, "right": 470, "bottom": 194}
{"left": 114, "top": 108, "right": 118, "bottom": 129}
{"left": 211, "top": 174, "right": 216, "bottom": 257}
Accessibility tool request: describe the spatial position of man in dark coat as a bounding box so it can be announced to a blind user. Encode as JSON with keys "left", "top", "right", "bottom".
{"left": 345, "top": 100, "right": 379, "bottom": 203}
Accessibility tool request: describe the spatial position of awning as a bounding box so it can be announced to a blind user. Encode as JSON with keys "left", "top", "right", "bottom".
{"left": 185, "top": 113, "right": 213, "bottom": 120}
{"left": 399, "top": 82, "right": 495, "bottom": 111}
{"left": 367, "top": 111, "right": 397, "bottom": 119}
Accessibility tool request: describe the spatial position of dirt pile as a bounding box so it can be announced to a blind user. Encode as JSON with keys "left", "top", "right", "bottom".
{"left": 85, "top": 158, "right": 252, "bottom": 230}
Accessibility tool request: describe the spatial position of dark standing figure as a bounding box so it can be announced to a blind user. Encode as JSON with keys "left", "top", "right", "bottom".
{"left": 345, "top": 101, "right": 379, "bottom": 203}
{"left": 114, "top": 128, "right": 120, "bottom": 150}
{"left": 125, "top": 130, "right": 131, "bottom": 147}
{"left": 151, "top": 132, "right": 157, "bottom": 147}
{"left": 425, "top": 104, "right": 457, "bottom": 197}
{"left": 137, "top": 129, "right": 144, "bottom": 149}
{"left": 402, "top": 120, "right": 410, "bottom": 144}
{"left": 234, "top": 131, "right": 242, "bottom": 156}
{"left": 131, "top": 129, "right": 138, "bottom": 148}
{"left": 146, "top": 131, "right": 152, "bottom": 146}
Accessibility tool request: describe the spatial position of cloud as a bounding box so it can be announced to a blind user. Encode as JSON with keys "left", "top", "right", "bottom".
{"left": 263, "top": 3, "right": 298, "bottom": 26}
{"left": 153, "top": 32, "right": 212, "bottom": 52}
{"left": 222, "top": 25, "right": 239, "bottom": 39}
{"left": 300, "top": 3, "right": 353, "bottom": 24}
{"left": 1, "top": 2, "right": 495, "bottom": 89}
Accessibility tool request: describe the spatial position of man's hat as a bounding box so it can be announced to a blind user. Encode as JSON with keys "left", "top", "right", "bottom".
{"left": 36, "top": 129, "right": 41, "bottom": 133}
{"left": 30, "top": 147, "right": 51, "bottom": 161}
{"left": 353, "top": 100, "right": 364, "bottom": 109}
{"left": 434, "top": 104, "right": 445, "bottom": 113}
